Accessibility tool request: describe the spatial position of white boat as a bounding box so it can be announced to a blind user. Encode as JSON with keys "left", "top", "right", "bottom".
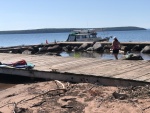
{"left": 66, "top": 29, "right": 112, "bottom": 42}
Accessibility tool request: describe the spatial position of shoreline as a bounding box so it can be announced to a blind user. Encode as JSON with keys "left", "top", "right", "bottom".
{"left": 0, "top": 41, "right": 150, "bottom": 61}
{"left": 0, "top": 27, "right": 146, "bottom": 34}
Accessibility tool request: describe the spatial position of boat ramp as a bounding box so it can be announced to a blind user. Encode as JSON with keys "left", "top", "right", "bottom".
{"left": 0, "top": 53, "right": 150, "bottom": 87}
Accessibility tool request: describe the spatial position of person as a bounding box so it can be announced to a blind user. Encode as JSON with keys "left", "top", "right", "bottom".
{"left": 111, "top": 37, "right": 120, "bottom": 60}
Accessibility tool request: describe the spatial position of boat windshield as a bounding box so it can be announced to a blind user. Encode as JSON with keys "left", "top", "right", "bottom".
{"left": 90, "top": 34, "right": 96, "bottom": 38}
{"left": 76, "top": 35, "right": 88, "bottom": 39}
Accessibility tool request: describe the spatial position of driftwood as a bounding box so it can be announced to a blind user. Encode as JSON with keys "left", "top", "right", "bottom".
{"left": 31, "top": 100, "right": 46, "bottom": 107}
{"left": 54, "top": 80, "right": 65, "bottom": 89}
{"left": 18, "top": 88, "right": 66, "bottom": 105}
{"left": 143, "top": 106, "right": 150, "bottom": 111}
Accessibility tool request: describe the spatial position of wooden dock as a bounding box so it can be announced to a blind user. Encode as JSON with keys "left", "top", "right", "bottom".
{"left": 0, "top": 53, "right": 150, "bottom": 86}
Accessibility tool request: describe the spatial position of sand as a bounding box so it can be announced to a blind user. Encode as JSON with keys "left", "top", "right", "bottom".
{"left": 0, "top": 80, "right": 150, "bottom": 113}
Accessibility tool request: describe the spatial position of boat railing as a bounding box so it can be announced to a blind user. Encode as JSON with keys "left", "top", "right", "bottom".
{"left": 73, "top": 29, "right": 96, "bottom": 34}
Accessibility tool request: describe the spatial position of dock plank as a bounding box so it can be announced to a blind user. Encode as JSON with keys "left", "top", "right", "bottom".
{"left": 0, "top": 53, "right": 150, "bottom": 86}
{"left": 134, "top": 73, "right": 150, "bottom": 82}
{"left": 113, "top": 64, "right": 150, "bottom": 80}
{"left": 62, "top": 60, "right": 147, "bottom": 76}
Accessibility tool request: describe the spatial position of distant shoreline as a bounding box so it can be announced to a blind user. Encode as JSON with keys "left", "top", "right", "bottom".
{"left": 0, "top": 26, "right": 146, "bottom": 34}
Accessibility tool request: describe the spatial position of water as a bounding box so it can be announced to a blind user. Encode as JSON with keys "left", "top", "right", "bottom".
{"left": 98, "top": 30, "right": 150, "bottom": 42}
{"left": 60, "top": 51, "right": 114, "bottom": 59}
{"left": 0, "top": 32, "right": 68, "bottom": 47}
{"left": 0, "top": 29, "right": 150, "bottom": 47}
{"left": 0, "top": 29, "right": 150, "bottom": 60}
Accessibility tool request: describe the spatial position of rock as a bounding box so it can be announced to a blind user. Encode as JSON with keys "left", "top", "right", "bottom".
{"left": 141, "top": 46, "right": 150, "bottom": 53}
{"left": 113, "top": 91, "right": 128, "bottom": 100}
{"left": 63, "top": 45, "right": 73, "bottom": 52}
{"left": 72, "top": 46, "right": 79, "bottom": 51}
{"left": 131, "top": 45, "right": 143, "bottom": 52}
{"left": 39, "top": 47, "right": 48, "bottom": 52}
{"left": 86, "top": 47, "right": 94, "bottom": 51}
{"left": 78, "top": 43, "right": 90, "bottom": 51}
{"left": 27, "top": 47, "right": 35, "bottom": 54}
{"left": 86, "top": 42, "right": 104, "bottom": 52}
{"left": 121, "top": 46, "right": 131, "bottom": 52}
{"left": 123, "top": 53, "right": 143, "bottom": 60}
{"left": 93, "top": 42, "right": 103, "bottom": 52}
{"left": 11, "top": 48, "right": 22, "bottom": 54}
{"left": 47, "top": 45, "right": 62, "bottom": 52}
{"left": 32, "top": 46, "right": 40, "bottom": 53}
{"left": 22, "top": 50, "right": 32, "bottom": 54}
{"left": 45, "top": 52, "right": 60, "bottom": 56}
{"left": 103, "top": 45, "right": 111, "bottom": 53}
{"left": 93, "top": 42, "right": 102, "bottom": 50}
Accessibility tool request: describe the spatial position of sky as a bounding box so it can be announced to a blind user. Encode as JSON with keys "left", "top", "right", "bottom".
{"left": 0, "top": 0, "right": 150, "bottom": 31}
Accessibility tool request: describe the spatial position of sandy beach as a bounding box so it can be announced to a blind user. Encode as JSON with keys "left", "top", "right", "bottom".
{"left": 0, "top": 80, "right": 150, "bottom": 113}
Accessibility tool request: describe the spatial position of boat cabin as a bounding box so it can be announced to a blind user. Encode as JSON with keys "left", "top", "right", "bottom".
{"left": 66, "top": 29, "right": 100, "bottom": 42}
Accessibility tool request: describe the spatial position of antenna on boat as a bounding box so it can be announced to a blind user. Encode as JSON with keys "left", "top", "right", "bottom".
{"left": 46, "top": 40, "right": 48, "bottom": 44}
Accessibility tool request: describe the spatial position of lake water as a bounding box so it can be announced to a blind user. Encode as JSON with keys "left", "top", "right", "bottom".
{"left": 0, "top": 29, "right": 150, "bottom": 47}
{"left": 0, "top": 29, "right": 150, "bottom": 60}
{"left": 0, "top": 29, "right": 150, "bottom": 90}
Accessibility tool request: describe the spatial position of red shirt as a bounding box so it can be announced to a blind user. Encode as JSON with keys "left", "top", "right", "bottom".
{"left": 112, "top": 40, "right": 120, "bottom": 50}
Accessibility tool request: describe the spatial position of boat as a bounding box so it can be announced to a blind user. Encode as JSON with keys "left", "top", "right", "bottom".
{"left": 66, "top": 29, "right": 112, "bottom": 42}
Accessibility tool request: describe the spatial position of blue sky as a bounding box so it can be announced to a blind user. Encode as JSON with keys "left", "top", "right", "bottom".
{"left": 0, "top": 0, "right": 150, "bottom": 31}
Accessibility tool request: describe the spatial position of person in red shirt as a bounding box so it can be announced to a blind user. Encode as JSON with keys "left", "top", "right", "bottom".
{"left": 112, "top": 37, "right": 120, "bottom": 60}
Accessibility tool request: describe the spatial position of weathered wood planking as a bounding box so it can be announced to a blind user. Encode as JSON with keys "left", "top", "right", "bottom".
{"left": 0, "top": 53, "right": 150, "bottom": 84}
